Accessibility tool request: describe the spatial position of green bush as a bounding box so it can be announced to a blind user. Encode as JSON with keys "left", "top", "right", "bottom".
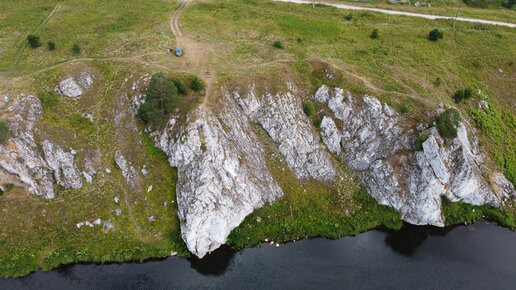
{"left": 72, "top": 43, "right": 81, "bottom": 54}
{"left": 453, "top": 88, "right": 473, "bottom": 103}
{"left": 314, "top": 115, "right": 322, "bottom": 128}
{"left": 428, "top": 29, "right": 443, "bottom": 41}
{"left": 47, "top": 40, "right": 56, "bottom": 51}
{"left": 303, "top": 100, "right": 315, "bottom": 117}
{"left": 137, "top": 72, "right": 180, "bottom": 131}
{"left": 345, "top": 13, "right": 353, "bottom": 21}
{"left": 189, "top": 76, "right": 203, "bottom": 91}
{"left": 26, "top": 34, "right": 41, "bottom": 48}
{"left": 415, "top": 130, "right": 429, "bottom": 151}
{"left": 370, "top": 28, "right": 379, "bottom": 39}
{"left": 399, "top": 104, "right": 409, "bottom": 114}
{"left": 464, "top": 0, "right": 506, "bottom": 8}
{"left": 273, "top": 40, "right": 284, "bottom": 49}
{"left": 437, "top": 108, "right": 461, "bottom": 138}
{"left": 172, "top": 78, "right": 187, "bottom": 94}
{"left": 38, "top": 92, "right": 58, "bottom": 110}
{"left": 434, "top": 77, "right": 442, "bottom": 87}
{"left": 0, "top": 121, "right": 10, "bottom": 145}
{"left": 506, "top": 0, "right": 516, "bottom": 8}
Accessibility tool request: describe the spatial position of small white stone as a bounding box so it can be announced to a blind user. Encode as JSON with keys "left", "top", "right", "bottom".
{"left": 275, "top": 243, "right": 279, "bottom": 248}
{"left": 93, "top": 218, "right": 102, "bottom": 225}
{"left": 147, "top": 185, "right": 153, "bottom": 192}
{"left": 171, "top": 251, "right": 177, "bottom": 256}
{"left": 114, "top": 197, "right": 120, "bottom": 203}
{"left": 115, "top": 209, "right": 122, "bottom": 216}
{"left": 148, "top": 216, "right": 155, "bottom": 222}
{"left": 106, "top": 168, "right": 111, "bottom": 173}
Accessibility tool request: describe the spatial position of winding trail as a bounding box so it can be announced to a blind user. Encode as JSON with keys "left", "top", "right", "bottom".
{"left": 274, "top": 0, "right": 516, "bottom": 28}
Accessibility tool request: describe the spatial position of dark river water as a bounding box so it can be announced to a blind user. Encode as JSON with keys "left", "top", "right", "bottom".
{"left": 1, "top": 222, "right": 515, "bottom": 289}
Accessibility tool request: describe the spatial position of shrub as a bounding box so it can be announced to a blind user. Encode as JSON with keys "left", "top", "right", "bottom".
{"left": 273, "top": 40, "right": 284, "bottom": 49}
{"left": 0, "top": 121, "right": 10, "bottom": 145}
{"left": 172, "top": 78, "right": 187, "bottom": 94}
{"left": 314, "top": 115, "right": 322, "bottom": 128}
{"left": 415, "top": 130, "right": 429, "bottom": 151}
{"left": 453, "top": 88, "right": 473, "bottom": 103}
{"left": 26, "top": 34, "right": 41, "bottom": 48}
{"left": 506, "top": 0, "right": 516, "bottom": 8}
{"left": 137, "top": 72, "right": 180, "bottom": 131}
{"left": 38, "top": 92, "right": 58, "bottom": 110}
{"left": 370, "top": 28, "right": 379, "bottom": 39}
{"left": 437, "top": 108, "right": 461, "bottom": 138}
{"left": 428, "top": 29, "right": 443, "bottom": 41}
{"left": 434, "top": 77, "right": 442, "bottom": 87}
{"left": 47, "top": 40, "right": 56, "bottom": 51}
{"left": 345, "top": 13, "right": 353, "bottom": 21}
{"left": 189, "top": 76, "right": 203, "bottom": 91}
{"left": 297, "top": 37, "right": 303, "bottom": 43}
{"left": 399, "top": 104, "right": 409, "bottom": 114}
{"left": 303, "top": 100, "right": 315, "bottom": 117}
{"left": 72, "top": 43, "right": 81, "bottom": 54}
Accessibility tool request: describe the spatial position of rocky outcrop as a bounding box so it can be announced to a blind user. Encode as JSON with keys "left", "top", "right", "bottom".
{"left": 55, "top": 71, "right": 95, "bottom": 100}
{"left": 0, "top": 95, "right": 55, "bottom": 198}
{"left": 114, "top": 150, "right": 138, "bottom": 187}
{"left": 316, "top": 86, "right": 501, "bottom": 226}
{"left": 42, "top": 140, "right": 83, "bottom": 189}
{"left": 155, "top": 91, "right": 283, "bottom": 258}
{"left": 234, "top": 86, "right": 337, "bottom": 182}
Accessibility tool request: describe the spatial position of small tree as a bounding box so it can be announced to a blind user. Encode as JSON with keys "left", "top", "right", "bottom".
{"left": 172, "top": 77, "right": 187, "bottom": 94}
{"left": 371, "top": 28, "right": 379, "bottom": 39}
{"left": 47, "top": 40, "right": 56, "bottom": 51}
{"left": 428, "top": 29, "right": 444, "bottom": 41}
{"left": 137, "top": 73, "right": 180, "bottom": 131}
{"left": 453, "top": 88, "right": 473, "bottom": 103}
{"left": 27, "top": 34, "right": 41, "bottom": 48}
{"left": 273, "top": 40, "right": 284, "bottom": 49}
{"left": 0, "top": 121, "right": 10, "bottom": 145}
{"left": 437, "top": 108, "right": 461, "bottom": 139}
{"left": 303, "top": 100, "right": 315, "bottom": 117}
{"left": 190, "top": 76, "right": 203, "bottom": 91}
{"left": 345, "top": 13, "right": 353, "bottom": 21}
{"left": 72, "top": 43, "right": 81, "bottom": 54}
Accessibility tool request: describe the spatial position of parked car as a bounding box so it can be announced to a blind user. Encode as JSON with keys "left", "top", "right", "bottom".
{"left": 175, "top": 47, "right": 183, "bottom": 57}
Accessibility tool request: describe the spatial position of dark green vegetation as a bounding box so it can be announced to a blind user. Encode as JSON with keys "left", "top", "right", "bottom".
{"left": 172, "top": 77, "right": 187, "bottom": 95}
{"left": 415, "top": 129, "right": 429, "bottom": 151}
{"left": 441, "top": 196, "right": 515, "bottom": 230}
{"left": 437, "top": 108, "right": 461, "bottom": 138}
{"left": 371, "top": 28, "right": 379, "bottom": 39}
{"left": 189, "top": 76, "right": 203, "bottom": 91}
{"left": 27, "top": 34, "right": 42, "bottom": 48}
{"left": 303, "top": 100, "right": 315, "bottom": 117}
{"left": 138, "top": 72, "right": 180, "bottom": 131}
{"left": 463, "top": 0, "right": 510, "bottom": 8}
{"left": 72, "top": 43, "right": 81, "bottom": 54}
{"left": 453, "top": 87, "right": 473, "bottom": 103}
{"left": 38, "top": 92, "right": 59, "bottom": 110}
{"left": 428, "top": 28, "right": 444, "bottom": 41}
{"left": 0, "top": 121, "right": 10, "bottom": 145}
{"left": 47, "top": 40, "right": 56, "bottom": 51}
{"left": 273, "top": 40, "right": 284, "bottom": 49}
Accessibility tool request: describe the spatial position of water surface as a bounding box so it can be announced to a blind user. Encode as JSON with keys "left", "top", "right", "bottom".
{"left": 2, "top": 222, "right": 515, "bottom": 289}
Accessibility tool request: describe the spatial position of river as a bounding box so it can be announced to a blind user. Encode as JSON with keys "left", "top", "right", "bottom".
{"left": 1, "top": 222, "right": 515, "bottom": 289}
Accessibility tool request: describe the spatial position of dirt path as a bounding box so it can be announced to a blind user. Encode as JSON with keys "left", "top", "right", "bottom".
{"left": 11, "top": 2, "right": 63, "bottom": 71}
{"left": 274, "top": 0, "right": 516, "bottom": 28}
{"left": 170, "top": 0, "right": 215, "bottom": 107}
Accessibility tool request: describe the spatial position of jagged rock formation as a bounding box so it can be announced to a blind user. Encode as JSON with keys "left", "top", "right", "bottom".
{"left": 0, "top": 95, "right": 55, "bottom": 198}
{"left": 0, "top": 95, "right": 87, "bottom": 199}
{"left": 234, "top": 87, "right": 337, "bottom": 182}
{"left": 114, "top": 150, "right": 138, "bottom": 187}
{"left": 155, "top": 91, "right": 283, "bottom": 258}
{"left": 42, "top": 140, "right": 83, "bottom": 189}
{"left": 316, "top": 86, "right": 501, "bottom": 226}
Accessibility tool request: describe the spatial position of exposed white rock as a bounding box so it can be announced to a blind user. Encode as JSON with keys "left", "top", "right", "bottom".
{"left": 55, "top": 71, "right": 95, "bottom": 100}
{"left": 42, "top": 140, "right": 83, "bottom": 190}
{"left": 320, "top": 116, "right": 341, "bottom": 154}
{"left": 316, "top": 86, "right": 501, "bottom": 226}
{"left": 155, "top": 90, "right": 283, "bottom": 258}
{"left": 82, "top": 158, "right": 96, "bottom": 184}
{"left": 147, "top": 185, "right": 153, "bottom": 192}
{"left": 114, "top": 197, "right": 120, "bottom": 203}
{"left": 114, "top": 150, "right": 138, "bottom": 187}
{"left": 492, "top": 172, "right": 516, "bottom": 202}
{"left": 0, "top": 95, "right": 55, "bottom": 198}
{"left": 235, "top": 87, "right": 337, "bottom": 182}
